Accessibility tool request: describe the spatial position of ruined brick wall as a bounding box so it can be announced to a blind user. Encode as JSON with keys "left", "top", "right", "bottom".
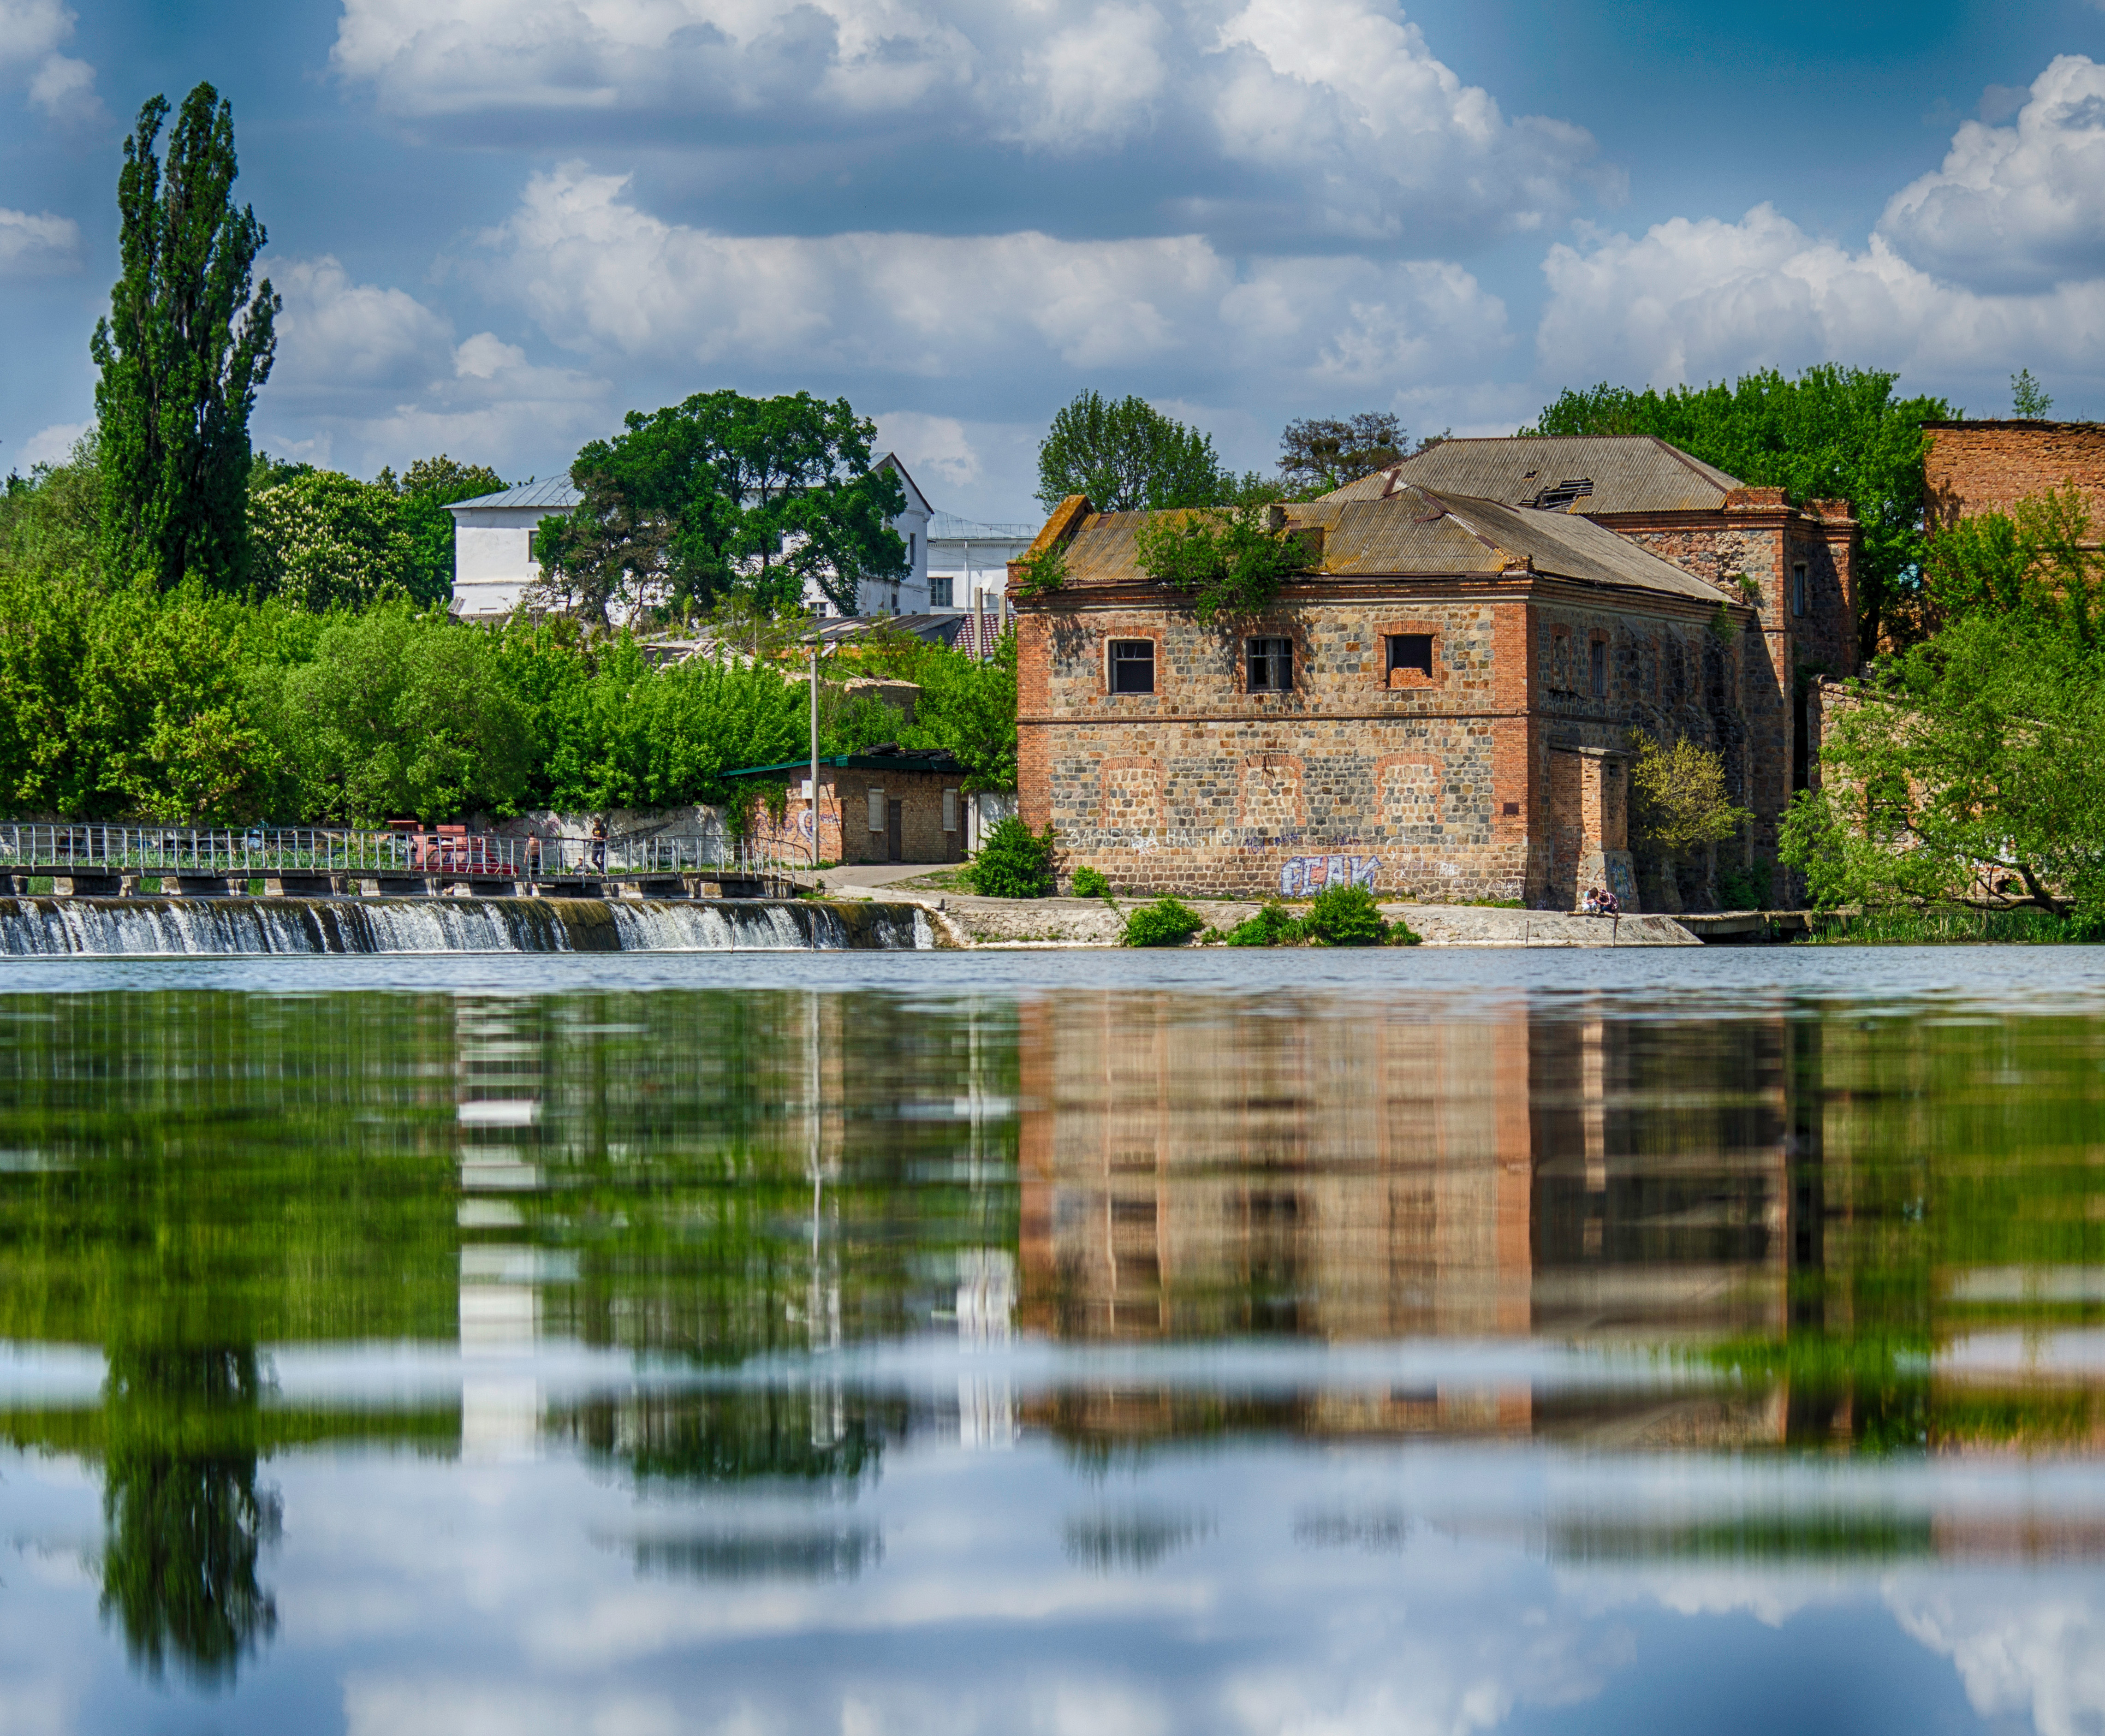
{"left": 751, "top": 767, "right": 963, "bottom": 864}
{"left": 1017, "top": 584, "right": 1758, "bottom": 903}
{"left": 1924, "top": 421, "right": 2105, "bottom": 529}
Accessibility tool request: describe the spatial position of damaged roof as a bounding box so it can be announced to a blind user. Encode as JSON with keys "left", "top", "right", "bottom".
{"left": 1321, "top": 434, "right": 1742, "bottom": 516}
{"left": 1050, "top": 485, "right": 1727, "bottom": 606}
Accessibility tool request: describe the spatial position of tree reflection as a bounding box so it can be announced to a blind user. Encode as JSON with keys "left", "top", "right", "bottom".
{"left": 98, "top": 1344, "right": 279, "bottom": 1688}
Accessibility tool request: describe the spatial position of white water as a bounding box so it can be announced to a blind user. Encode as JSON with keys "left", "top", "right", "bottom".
{"left": 0, "top": 898, "right": 929, "bottom": 957}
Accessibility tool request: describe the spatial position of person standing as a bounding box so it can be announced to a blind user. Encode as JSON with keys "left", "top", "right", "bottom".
{"left": 590, "top": 818, "right": 607, "bottom": 874}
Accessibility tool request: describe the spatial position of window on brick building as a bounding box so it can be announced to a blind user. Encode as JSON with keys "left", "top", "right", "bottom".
{"left": 1246, "top": 636, "right": 1293, "bottom": 691}
{"left": 1792, "top": 563, "right": 1807, "bottom": 617}
{"left": 1109, "top": 640, "right": 1155, "bottom": 694}
{"left": 1590, "top": 638, "right": 1607, "bottom": 698}
{"left": 1386, "top": 633, "right": 1434, "bottom": 678}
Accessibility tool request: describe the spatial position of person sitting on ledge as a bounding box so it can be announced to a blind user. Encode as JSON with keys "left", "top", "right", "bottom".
{"left": 1599, "top": 886, "right": 1621, "bottom": 918}
{"left": 1582, "top": 887, "right": 1601, "bottom": 916}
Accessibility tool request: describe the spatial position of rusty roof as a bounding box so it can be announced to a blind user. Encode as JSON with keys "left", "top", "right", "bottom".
{"left": 1321, "top": 434, "right": 1742, "bottom": 516}
{"left": 1050, "top": 487, "right": 1727, "bottom": 604}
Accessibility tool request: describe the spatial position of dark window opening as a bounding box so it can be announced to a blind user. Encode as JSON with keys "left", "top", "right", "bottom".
{"left": 526, "top": 530, "right": 537, "bottom": 561}
{"left": 1110, "top": 639, "right": 1155, "bottom": 695}
{"left": 931, "top": 575, "right": 952, "bottom": 608}
{"left": 1247, "top": 636, "right": 1293, "bottom": 692}
{"left": 1535, "top": 478, "right": 1595, "bottom": 510}
{"left": 1792, "top": 563, "right": 1807, "bottom": 618}
{"left": 1589, "top": 638, "right": 1607, "bottom": 698}
{"left": 1386, "top": 633, "right": 1434, "bottom": 678}
{"left": 1502, "top": 801, "right": 1521, "bottom": 816}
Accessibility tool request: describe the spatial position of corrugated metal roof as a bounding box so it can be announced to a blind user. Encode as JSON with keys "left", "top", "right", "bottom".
{"left": 929, "top": 512, "right": 1038, "bottom": 540}
{"left": 1053, "top": 487, "right": 1726, "bottom": 604}
{"left": 1321, "top": 435, "right": 1742, "bottom": 516}
{"left": 444, "top": 477, "right": 583, "bottom": 512}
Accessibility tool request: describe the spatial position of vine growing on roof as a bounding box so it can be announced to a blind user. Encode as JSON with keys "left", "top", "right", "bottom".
{"left": 1131, "top": 504, "right": 1310, "bottom": 624}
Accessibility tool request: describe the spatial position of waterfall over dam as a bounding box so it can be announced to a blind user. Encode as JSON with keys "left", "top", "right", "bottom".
{"left": 0, "top": 896, "right": 933, "bottom": 957}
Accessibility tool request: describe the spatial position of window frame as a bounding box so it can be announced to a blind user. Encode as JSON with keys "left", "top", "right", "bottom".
{"left": 866, "top": 788, "right": 886, "bottom": 834}
{"left": 1589, "top": 637, "right": 1607, "bottom": 699}
{"left": 1108, "top": 638, "right": 1157, "bottom": 696}
{"left": 1246, "top": 636, "right": 1294, "bottom": 693}
{"left": 1792, "top": 563, "right": 1807, "bottom": 618}
{"left": 1385, "top": 633, "right": 1435, "bottom": 680}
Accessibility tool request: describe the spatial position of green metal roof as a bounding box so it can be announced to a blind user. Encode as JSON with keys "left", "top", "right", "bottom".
{"left": 723, "top": 753, "right": 961, "bottom": 779}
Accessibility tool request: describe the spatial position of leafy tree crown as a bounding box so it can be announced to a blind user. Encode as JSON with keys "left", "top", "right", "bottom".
{"left": 91, "top": 84, "right": 279, "bottom": 593}
{"left": 1035, "top": 391, "right": 1227, "bottom": 513}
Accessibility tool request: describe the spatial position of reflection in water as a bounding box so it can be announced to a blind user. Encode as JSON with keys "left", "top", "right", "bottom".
{"left": 98, "top": 1345, "right": 279, "bottom": 1686}
{"left": 0, "top": 975, "right": 2103, "bottom": 1728}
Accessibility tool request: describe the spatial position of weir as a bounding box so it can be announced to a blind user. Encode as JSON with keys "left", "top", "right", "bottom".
{"left": 0, "top": 897, "right": 932, "bottom": 957}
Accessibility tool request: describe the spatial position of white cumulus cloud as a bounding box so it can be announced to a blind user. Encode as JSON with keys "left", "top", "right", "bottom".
{"left": 271, "top": 255, "right": 457, "bottom": 390}
{"left": 473, "top": 165, "right": 1509, "bottom": 394}
{"left": 1534, "top": 202, "right": 2105, "bottom": 394}
{"left": 0, "top": 207, "right": 80, "bottom": 275}
{"left": 333, "top": 0, "right": 1609, "bottom": 250}
{"left": 1880, "top": 54, "right": 2105, "bottom": 290}
{"left": 0, "top": 0, "right": 101, "bottom": 131}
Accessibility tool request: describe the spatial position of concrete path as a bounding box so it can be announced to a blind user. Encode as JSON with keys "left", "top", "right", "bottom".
{"left": 822, "top": 876, "right": 1701, "bottom": 947}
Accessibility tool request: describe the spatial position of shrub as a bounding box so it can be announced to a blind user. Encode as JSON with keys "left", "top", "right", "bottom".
{"left": 1070, "top": 865, "right": 1111, "bottom": 899}
{"left": 964, "top": 817, "right": 1056, "bottom": 898}
{"left": 1302, "top": 883, "right": 1387, "bottom": 946}
{"left": 1121, "top": 897, "right": 1205, "bottom": 947}
{"left": 1387, "top": 916, "right": 1423, "bottom": 946}
{"left": 1225, "top": 903, "right": 1302, "bottom": 946}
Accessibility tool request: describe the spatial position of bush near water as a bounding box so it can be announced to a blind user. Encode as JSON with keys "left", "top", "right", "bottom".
{"left": 962, "top": 817, "right": 1057, "bottom": 898}
{"left": 1225, "top": 886, "right": 1421, "bottom": 947}
{"left": 1121, "top": 898, "right": 1207, "bottom": 947}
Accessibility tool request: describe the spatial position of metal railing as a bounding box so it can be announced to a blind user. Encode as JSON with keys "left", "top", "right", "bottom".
{"left": 0, "top": 825, "right": 806, "bottom": 885}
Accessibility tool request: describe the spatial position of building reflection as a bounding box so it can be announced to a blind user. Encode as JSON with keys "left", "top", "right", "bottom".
{"left": 1012, "top": 994, "right": 1930, "bottom": 1456}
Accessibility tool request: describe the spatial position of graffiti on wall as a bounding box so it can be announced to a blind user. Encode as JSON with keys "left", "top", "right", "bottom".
{"left": 1279, "top": 855, "right": 1380, "bottom": 897}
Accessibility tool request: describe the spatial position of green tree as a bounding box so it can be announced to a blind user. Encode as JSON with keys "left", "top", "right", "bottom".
{"left": 540, "top": 391, "right": 907, "bottom": 622}
{"left": 0, "top": 430, "right": 103, "bottom": 582}
{"left": 1781, "top": 613, "right": 2105, "bottom": 922}
{"left": 845, "top": 625, "right": 1021, "bottom": 790}
{"left": 91, "top": 84, "right": 279, "bottom": 592}
{"left": 1923, "top": 483, "right": 2102, "bottom": 647}
{"left": 1529, "top": 367, "right": 1950, "bottom": 658}
{"left": 249, "top": 470, "right": 415, "bottom": 612}
{"left": 1276, "top": 413, "right": 1405, "bottom": 496}
{"left": 252, "top": 603, "right": 529, "bottom": 821}
{"left": 1035, "top": 391, "right": 1227, "bottom": 512}
{"left": 380, "top": 456, "right": 506, "bottom": 608}
{"left": 2011, "top": 369, "right": 2054, "bottom": 419}
{"left": 1630, "top": 734, "right": 1751, "bottom": 857}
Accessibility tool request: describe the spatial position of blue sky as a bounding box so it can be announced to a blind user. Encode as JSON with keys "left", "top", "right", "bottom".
{"left": 7, "top": 0, "right": 2105, "bottom": 522}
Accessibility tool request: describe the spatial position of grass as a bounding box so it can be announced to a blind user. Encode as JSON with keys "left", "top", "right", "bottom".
{"left": 1803, "top": 906, "right": 2100, "bottom": 945}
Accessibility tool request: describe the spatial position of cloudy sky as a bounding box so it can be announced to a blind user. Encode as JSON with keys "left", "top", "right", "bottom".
{"left": 6, "top": 0, "right": 2105, "bottom": 521}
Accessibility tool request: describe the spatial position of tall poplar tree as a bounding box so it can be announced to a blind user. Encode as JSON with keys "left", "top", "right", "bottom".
{"left": 91, "top": 84, "right": 279, "bottom": 592}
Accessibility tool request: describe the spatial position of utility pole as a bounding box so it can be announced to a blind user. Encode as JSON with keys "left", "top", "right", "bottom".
{"left": 808, "top": 629, "right": 822, "bottom": 873}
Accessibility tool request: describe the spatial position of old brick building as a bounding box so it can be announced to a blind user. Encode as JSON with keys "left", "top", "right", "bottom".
{"left": 1012, "top": 436, "right": 1860, "bottom": 909}
{"left": 1922, "top": 419, "right": 2105, "bottom": 529}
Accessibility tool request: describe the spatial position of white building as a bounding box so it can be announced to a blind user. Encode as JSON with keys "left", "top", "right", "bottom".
{"left": 804, "top": 453, "right": 933, "bottom": 618}
{"left": 444, "top": 477, "right": 582, "bottom": 620}
{"left": 926, "top": 511, "right": 1037, "bottom": 612}
{"left": 446, "top": 453, "right": 937, "bottom": 621}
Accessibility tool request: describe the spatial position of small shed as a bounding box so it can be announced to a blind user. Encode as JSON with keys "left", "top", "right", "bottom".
{"left": 725, "top": 749, "right": 967, "bottom": 866}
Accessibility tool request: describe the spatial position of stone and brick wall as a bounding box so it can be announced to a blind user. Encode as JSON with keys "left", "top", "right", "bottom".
{"left": 1016, "top": 581, "right": 1757, "bottom": 904}
{"left": 1924, "top": 421, "right": 2105, "bottom": 529}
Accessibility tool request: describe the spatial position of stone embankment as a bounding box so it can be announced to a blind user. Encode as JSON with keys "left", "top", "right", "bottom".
{"left": 857, "top": 891, "right": 1701, "bottom": 948}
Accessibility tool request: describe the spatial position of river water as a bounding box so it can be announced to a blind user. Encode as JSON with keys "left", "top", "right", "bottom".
{"left": 3, "top": 946, "right": 2104, "bottom": 1735}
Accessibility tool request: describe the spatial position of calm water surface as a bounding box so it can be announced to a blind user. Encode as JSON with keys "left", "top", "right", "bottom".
{"left": 3, "top": 947, "right": 2105, "bottom": 1735}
